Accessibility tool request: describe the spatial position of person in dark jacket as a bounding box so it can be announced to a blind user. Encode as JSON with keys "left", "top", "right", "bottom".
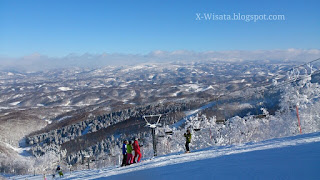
{"left": 121, "top": 140, "right": 128, "bottom": 167}
{"left": 184, "top": 129, "right": 192, "bottom": 153}
{"left": 56, "top": 165, "right": 63, "bottom": 177}
{"left": 133, "top": 137, "right": 142, "bottom": 163}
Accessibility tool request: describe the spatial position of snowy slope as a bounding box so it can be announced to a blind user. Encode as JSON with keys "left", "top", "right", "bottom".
{"left": 11, "top": 132, "right": 320, "bottom": 180}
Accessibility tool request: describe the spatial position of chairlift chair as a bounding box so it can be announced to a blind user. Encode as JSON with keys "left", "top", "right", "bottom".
{"left": 216, "top": 119, "right": 226, "bottom": 124}
{"left": 254, "top": 114, "right": 267, "bottom": 119}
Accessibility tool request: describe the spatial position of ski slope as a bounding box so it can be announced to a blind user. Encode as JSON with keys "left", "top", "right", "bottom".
{"left": 11, "top": 132, "right": 320, "bottom": 180}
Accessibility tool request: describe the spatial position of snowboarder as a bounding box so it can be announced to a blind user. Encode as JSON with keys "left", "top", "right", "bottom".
{"left": 56, "top": 165, "right": 63, "bottom": 177}
{"left": 121, "top": 140, "right": 128, "bottom": 167}
{"left": 133, "top": 137, "right": 142, "bottom": 163}
{"left": 126, "top": 141, "right": 133, "bottom": 165}
{"left": 184, "top": 129, "right": 192, "bottom": 153}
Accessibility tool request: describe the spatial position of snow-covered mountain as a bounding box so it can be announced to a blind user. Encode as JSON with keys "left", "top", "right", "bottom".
{"left": 1, "top": 60, "right": 320, "bottom": 177}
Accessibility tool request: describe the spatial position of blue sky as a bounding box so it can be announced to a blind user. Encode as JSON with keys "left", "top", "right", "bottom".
{"left": 0, "top": 0, "right": 319, "bottom": 57}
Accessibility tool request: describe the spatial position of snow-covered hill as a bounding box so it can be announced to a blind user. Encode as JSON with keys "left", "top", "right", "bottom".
{"left": 1, "top": 60, "right": 320, "bottom": 176}
{"left": 10, "top": 132, "right": 320, "bottom": 180}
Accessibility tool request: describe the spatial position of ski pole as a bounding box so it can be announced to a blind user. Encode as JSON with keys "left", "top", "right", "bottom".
{"left": 296, "top": 105, "right": 302, "bottom": 134}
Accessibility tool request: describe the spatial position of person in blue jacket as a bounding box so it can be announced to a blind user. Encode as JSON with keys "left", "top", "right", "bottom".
{"left": 121, "top": 140, "right": 128, "bottom": 167}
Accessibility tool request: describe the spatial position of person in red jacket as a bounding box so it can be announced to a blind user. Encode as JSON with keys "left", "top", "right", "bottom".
{"left": 133, "top": 137, "right": 142, "bottom": 163}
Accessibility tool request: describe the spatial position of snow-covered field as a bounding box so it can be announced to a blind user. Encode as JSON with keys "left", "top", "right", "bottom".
{"left": 10, "top": 132, "right": 320, "bottom": 180}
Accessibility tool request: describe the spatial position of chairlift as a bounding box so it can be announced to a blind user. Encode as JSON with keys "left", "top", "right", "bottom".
{"left": 165, "top": 131, "right": 173, "bottom": 135}
{"left": 215, "top": 100, "right": 226, "bottom": 124}
{"left": 193, "top": 128, "right": 201, "bottom": 132}
{"left": 254, "top": 114, "right": 267, "bottom": 119}
{"left": 216, "top": 119, "right": 226, "bottom": 124}
{"left": 143, "top": 114, "right": 162, "bottom": 157}
{"left": 254, "top": 90, "right": 267, "bottom": 119}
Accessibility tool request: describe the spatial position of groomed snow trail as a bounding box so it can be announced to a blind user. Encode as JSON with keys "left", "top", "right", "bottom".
{"left": 12, "top": 132, "right": 320, "bottom": 180}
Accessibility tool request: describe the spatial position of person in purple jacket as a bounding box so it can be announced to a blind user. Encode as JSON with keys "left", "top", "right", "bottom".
{"left": 121, "top": 140, "right": 128, "bottom": 167}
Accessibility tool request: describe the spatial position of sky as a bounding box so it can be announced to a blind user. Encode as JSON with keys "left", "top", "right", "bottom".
{"left": 0, "top": 0, "right": 319, "bottom": 58}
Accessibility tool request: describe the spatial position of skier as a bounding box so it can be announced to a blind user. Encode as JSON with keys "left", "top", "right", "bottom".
{"left": 133, "top": 137, "right": 142, "bottom": 163}
{"left": 121, "top": 140, "right": 128, "bottom": 167}
{"left": 184, "top": 129, "right": 192, "bottom": 153}
{"left": 126, "top": 141, "right": 133, "bottom": 165}
{"left": 56, "top": 165, "right": 63, "bottom": 177}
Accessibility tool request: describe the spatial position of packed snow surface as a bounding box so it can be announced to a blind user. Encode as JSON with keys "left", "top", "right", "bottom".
{"left": 11, "top": 132, "right": 320, "bottom": 180}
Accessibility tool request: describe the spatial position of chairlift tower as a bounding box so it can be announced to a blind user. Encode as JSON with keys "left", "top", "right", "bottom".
{"left": 143, "top": 114, "right": 162, "bottom": 157}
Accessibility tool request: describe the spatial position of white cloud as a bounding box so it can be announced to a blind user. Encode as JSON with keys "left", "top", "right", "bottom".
{"left": 0, "top": 49, "right": 319, "bottom": 72}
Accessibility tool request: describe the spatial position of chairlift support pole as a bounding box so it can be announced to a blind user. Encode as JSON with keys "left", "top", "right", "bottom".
{"left": 296, "top": 105, "right": 302, "bottom": 134}
{"left": 151, "top": 128, "right": 157, "bottom": 156}
{"left": 143, "top": 114, "right": 162, "bottom": 157}
{"left": 84, "top": 155, "right": 90, "bottom": 170}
